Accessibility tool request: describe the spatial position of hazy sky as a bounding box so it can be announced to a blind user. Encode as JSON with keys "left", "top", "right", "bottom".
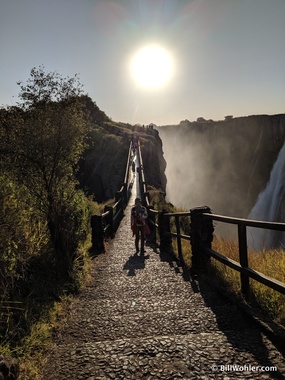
{"left": 1, "top": 0, "right": 285, "bottom": 125}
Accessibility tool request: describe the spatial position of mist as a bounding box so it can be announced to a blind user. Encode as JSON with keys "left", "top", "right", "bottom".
{"left": 159, "top": 123, "right": 253, "bottom": 217}
{"left": 157, "top": 116, "right": 285, "bottom": 240}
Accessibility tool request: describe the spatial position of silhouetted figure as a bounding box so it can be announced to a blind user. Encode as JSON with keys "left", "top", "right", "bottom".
{"left": 131, "top": 135, "right": 138, "bottom": 153}
{"left": 131, "top": 198, "right": 147, "bottom": 254}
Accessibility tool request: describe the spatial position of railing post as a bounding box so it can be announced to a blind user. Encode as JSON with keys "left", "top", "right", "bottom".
{"left": 122, "top": 183, "right": 128, "bottom": 206}
{"left": 104, "top": 205, "right": 114, "bottom": 238}
{"left": 238, "top": 224, "right": 250, "bottom": 298}
{"left": 147, "top": 205, "right": 156, "bottom": 245}
{"left": 190, "top": 206, "right": 214, "bottom": 273}
{"left": 124, "top": 141, "right": 132, "bottom": 187}
{"left": 175, "top": 215, "right": 183, "bottom": 264}
{"left": 143, "top": 191, "right": 149, "bottom": 207}
{"left": 91, "top": 215, "right": 105, "bottom": 253}
{"left": 115, "top": 191, "right": 122, "bottom": 212}
{"left": 158, "top": 210, "right": 173, "bottom": 253}
{"left": 114, "top": 191, "right": 123, "bottom": 230}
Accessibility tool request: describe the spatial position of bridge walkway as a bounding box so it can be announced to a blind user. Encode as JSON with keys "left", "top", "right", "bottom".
{"left": 42, "top": 167, "right": 285, "bottom": 379}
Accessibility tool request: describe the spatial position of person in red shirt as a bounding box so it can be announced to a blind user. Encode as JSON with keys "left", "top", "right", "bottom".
{"left": 131, "top": 198, "right": 147, "bottom": 254}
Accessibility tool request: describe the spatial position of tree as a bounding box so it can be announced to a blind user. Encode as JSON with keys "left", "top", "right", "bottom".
{"left": 0, "top": 67, "right": 91, "bottom": 273}
{"left": 16, "top": 65, "right": 83, "bottom": 109}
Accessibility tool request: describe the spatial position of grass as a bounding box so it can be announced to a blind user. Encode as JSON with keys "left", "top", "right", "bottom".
{"left": 175, "top": 232, "right": 285, "bottom": 326}
{"left": 148, "top": 189, "right": 285, "bottom": 326}
{"left": 16, "top": 295, "right": 72, "bottom": 380}
{"left": 7, "top": 190, "right": 283, "bottom": 378}
{"left": 211, "top": 237, "right": 285, "bottom": 325}
{"left": 0, "top": 238, "right": 94, "bottom": 380}
{"left": 172, "top": 238, "right": 192, "bottom": 268}
{"left": 0, "top": 300, "right": 67, "bottom": 380}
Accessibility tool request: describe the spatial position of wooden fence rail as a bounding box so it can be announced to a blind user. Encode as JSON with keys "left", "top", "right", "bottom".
{"left": 136, "top": 143, "right": 285, "bottom": 298}
{"left": 91, "top": 141, "right": 133, "bottom": 252}
{"left": 146, "top": 206, "right": 285, "bottom": 298}
{"left": 202, "top": 212, "right": 285, "bottom": 296}
{"left": 137, "top": 143, "right": 149, "bottom": 206}
{"left": 91, "top": 137, "right": 285, "bottom": 298}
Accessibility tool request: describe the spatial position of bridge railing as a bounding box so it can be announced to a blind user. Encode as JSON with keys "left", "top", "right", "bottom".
{"left": 91, "top": 141, "right": 133, "bottom": 252}
{"left": 201, "top": 211, "right": 285, "bottom": 297}
{"left": 136, "top": 140, "right": 285, "bottom": 297}
{"left": 136, "top": 142, "right": 160, "bottom": 243}
{"left": 137, "top": 142, "right": 149, "bottom": 206}
{"left": 150, "top": 206, "right": 285, "bottom": 298}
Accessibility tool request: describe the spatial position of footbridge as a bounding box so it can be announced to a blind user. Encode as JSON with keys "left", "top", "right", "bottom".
{"left": 42, "top": 142, "right": 285, "bottom": 379}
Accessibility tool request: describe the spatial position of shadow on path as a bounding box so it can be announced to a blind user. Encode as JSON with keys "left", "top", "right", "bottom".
{"left": 198, "top": 278, "right": 285, "bottom": 380}
{"left": 158, "top": 246, "right": 200, "bottom": 293}
{"left": 123, "top": 252, "right": 150, "bottom": 276}
{"left": 157, "top": 245, "right": 285, "bottom": 379}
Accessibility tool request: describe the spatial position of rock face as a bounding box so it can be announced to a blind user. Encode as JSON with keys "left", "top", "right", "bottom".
{"left": 140, "top": 128, "right": 167, "bottom": 192}
{"left": 78, "top": 127, "right": 129, "bottom": 202}
{"left": 78, "top": 124, "right": 167, "bottom": 202}
{"left": 158, "top": 114, "right": 285, "bottom": 219}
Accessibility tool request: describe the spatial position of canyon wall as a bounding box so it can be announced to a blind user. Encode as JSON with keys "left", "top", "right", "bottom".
{"left": 158, "top": 114, "right": 285, "bottom": 219}
{"left": 78, "top": 123, "right": 166, "bottom": 202}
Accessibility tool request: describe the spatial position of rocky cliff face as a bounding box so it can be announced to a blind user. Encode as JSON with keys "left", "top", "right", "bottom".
{"left": 78, "top": 123, "right": 167, "bottom": 202}
{"left": 158, "top": 114, "right": 285, "bottom": 219}
{"left": 140, "top": 128, "right": 167, "bottom": 192}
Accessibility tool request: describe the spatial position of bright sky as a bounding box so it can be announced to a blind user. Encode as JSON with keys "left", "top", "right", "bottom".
{"left": 1, "top": 0, "right": 285, "bottom": 125}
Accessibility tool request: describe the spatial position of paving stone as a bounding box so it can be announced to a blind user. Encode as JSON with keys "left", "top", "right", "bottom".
{"left": 41, "top": 175, "right": 285, "bottom": 380}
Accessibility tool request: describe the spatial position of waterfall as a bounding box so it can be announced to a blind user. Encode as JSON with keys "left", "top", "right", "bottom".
{"left": 247, "top": 141, "right": 285, "bottom": 250}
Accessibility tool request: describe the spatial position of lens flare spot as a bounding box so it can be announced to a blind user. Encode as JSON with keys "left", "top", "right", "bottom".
{"left": 130, "top": 45, "right": 174, "bottom": 89}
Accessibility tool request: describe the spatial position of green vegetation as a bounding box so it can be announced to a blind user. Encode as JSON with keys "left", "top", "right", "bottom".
{"left": 1, "top": 64, "right": 283, "bottom": 376}
{"left": 78, "top": 119, "right": 165, "bottom": 202}
{"left": 0, "top": 66, "right": 95, "bottom": 377}
{"left": 0, "top": 66, "right": 165, "bottom": 378}
{"left": 0, "top": 66, "right": 139, "bottom": 378}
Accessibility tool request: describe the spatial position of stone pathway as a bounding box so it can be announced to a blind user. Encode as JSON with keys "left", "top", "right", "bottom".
{"left": 42, "top": 173, "right": 285, "bottom": 379}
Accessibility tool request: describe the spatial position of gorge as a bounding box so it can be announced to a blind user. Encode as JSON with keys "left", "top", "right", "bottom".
{"left": 158, "top": 114, "right": 285, "bottom": 249}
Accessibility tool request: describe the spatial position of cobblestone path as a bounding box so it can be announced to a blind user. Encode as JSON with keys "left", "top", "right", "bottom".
{"left": 42, "top": 176, "right": 285, "bottom": 379}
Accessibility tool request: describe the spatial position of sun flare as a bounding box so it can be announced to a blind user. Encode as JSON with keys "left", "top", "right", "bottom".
{"left": 130, "top": 45, "right": 174, "bottom": 89}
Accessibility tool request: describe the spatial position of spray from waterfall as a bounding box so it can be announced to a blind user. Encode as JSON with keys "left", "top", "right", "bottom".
{"left": 247, "top": 141, "right": 285, "bottom": 250}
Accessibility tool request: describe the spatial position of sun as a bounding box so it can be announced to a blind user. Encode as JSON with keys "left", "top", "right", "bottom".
{"left": 130, "top": 44, "right": 174, "bottom": 89}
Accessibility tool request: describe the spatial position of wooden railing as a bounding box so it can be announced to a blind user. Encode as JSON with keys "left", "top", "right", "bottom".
{"left": 102, "top": 140, "right": 133, "bottom": 236}
{"left": 136, "top": 143, "right": 285, "bottom": 298}
{"left": 93, "top": 138, "right": 285, "bottom": 297}
{"left": 146, "top": 207, "right": 285, "bottom": 298}
{"left": 91, "top": 141, "right": 133, "bottom": 252}
{"left": 202, "top": 213, "right": 285, "bottom": 296}
{"left": 137, "top": 142, "right": 149, "bottom": 206}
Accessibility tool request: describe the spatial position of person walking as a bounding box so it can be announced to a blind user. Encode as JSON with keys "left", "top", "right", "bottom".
{"left": 131, "top": 198, "right": 147, "bottom": 254}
